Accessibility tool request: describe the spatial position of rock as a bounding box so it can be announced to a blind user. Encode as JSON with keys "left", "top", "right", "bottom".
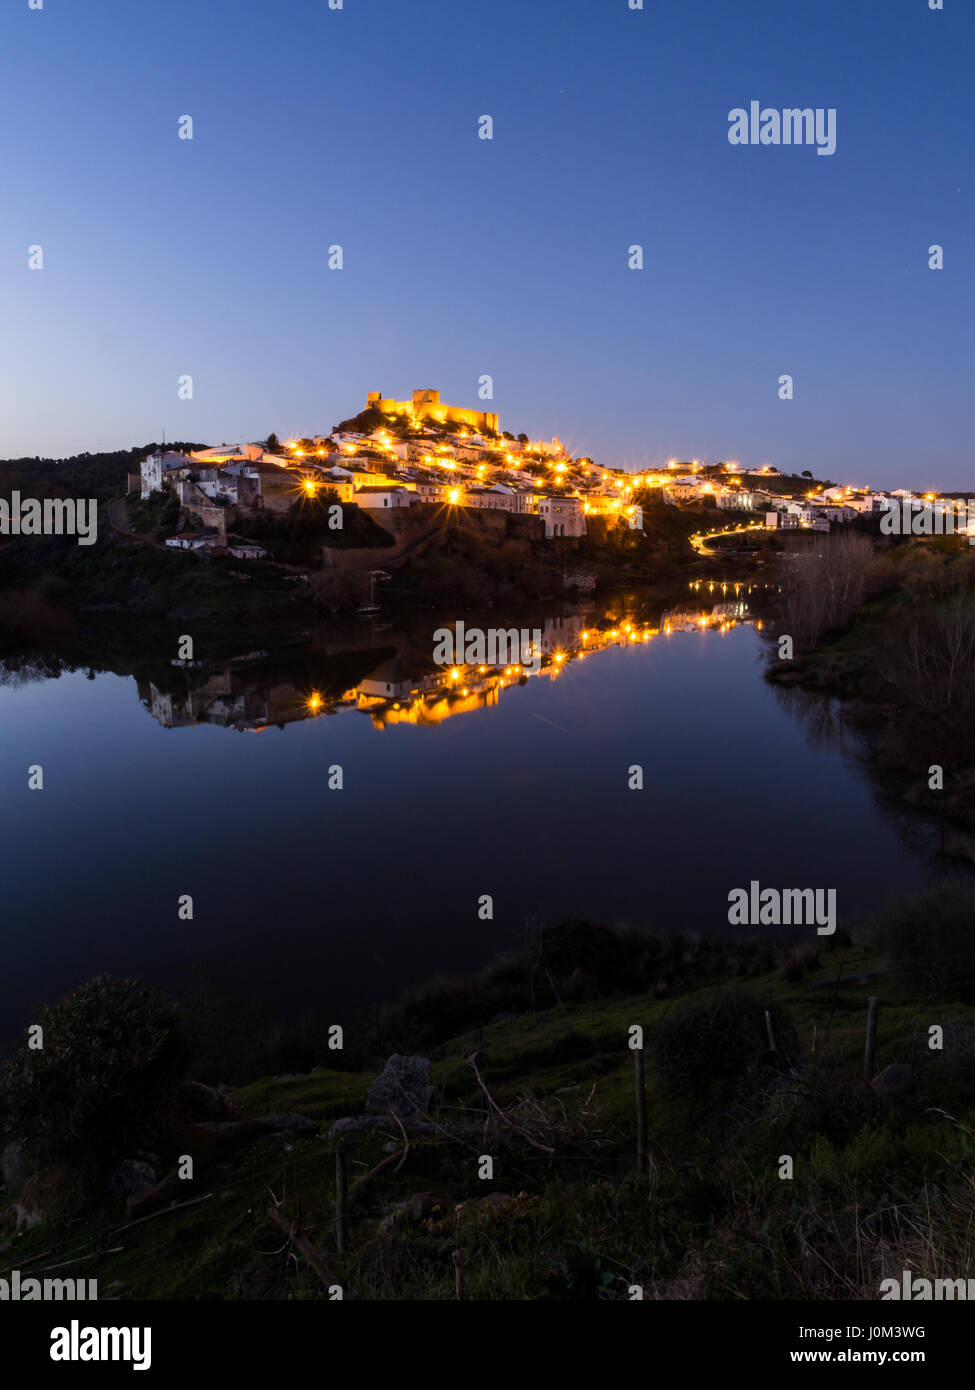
{"left": 108, "top": 1159, "right": 158, "bottom": 1195}
{"left": 407, "top": 1192, "right": 452, "bottom": 1223}
{"left": 177, "top": 1080, "right": 241, "bottom": 1121}
{"left": 128, "top": 1148, "right": 161, "bottom": 1170}
{"left": 365, "top": 1055, "right": 432, "bottom": 1118}
{"left": 12, "top": 1202, "right": 43, "bottom": 1230}
{"left": 488, "top": 1012, "right": 521, "bottom": 1026}
{"left": 871, "top": 1063, "right": 914, "bottom": 1100}
{"left": 1, "top": 1142, "right": 27, "bottom": 1196}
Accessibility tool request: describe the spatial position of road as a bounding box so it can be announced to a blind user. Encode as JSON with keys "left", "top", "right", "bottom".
{"left": 689, "top": 522, "right": 765, "bottom": 555}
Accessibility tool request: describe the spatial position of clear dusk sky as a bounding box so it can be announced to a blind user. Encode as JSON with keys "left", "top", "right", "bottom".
{"left": 1, "top": 0, "right": 971, "bottom": 489}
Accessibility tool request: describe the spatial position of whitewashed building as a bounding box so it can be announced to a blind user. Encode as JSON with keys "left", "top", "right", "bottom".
{"left": 538, "top": 495, "right": 586, "bottom": 538}
{"left": 141, "top": 450, "right": 194, "bottom": 498}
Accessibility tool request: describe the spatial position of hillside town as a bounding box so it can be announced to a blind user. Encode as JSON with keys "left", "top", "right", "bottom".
{"left": 131, "top": 386, "right": 974, "bottom": 557}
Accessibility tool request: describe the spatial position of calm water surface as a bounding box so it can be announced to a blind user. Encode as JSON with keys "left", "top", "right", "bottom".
{"left": 0, "top": 598, "right": 945, "bottom": 1037}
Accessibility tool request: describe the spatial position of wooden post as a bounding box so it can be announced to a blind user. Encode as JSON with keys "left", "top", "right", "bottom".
{"left": 268, "top": 1206, "right": 340, "bottom": 1290}
{"left": 864, "top": 996, "right": 879, "bottom": 1085}
{"left": 634, "top": 1047, "right": 648, "bottom": 1174}
{"left": 453, "top": 1248, "right": 466, "bottom": 1300}
{"left": 811, "top": 1023, "right": 817, "bottom": 1054}
{"left": 764, "top": 1009, "right": 777, "bottom": 1053}
{"left": 335, "top": 1148, "right": 348, "bottom": 1254}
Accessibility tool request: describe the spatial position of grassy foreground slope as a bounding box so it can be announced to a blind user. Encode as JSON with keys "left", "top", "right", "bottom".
{"left": 5, "top": 924, "right": 973, "bottom": 1301}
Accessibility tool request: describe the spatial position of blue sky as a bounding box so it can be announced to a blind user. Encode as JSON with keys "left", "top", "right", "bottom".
{"left": 1, "top": 0, "right": 971, "bottom": 489}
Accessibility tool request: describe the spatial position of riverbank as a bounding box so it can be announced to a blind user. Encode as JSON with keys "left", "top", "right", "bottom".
{"left": 765, "top": 540, "right": 975, "bottom": 855}
{"left": 3, "top": 894, "right": 973, "bottom": 1300}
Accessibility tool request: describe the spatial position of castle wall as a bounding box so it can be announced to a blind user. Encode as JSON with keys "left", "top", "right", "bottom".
{"left": 366, "top": 389, "right": 498, "bottom": 434}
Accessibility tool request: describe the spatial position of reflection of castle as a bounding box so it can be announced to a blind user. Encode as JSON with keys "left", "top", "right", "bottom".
{"left": 138, "top": 599, "right": 758, "bottom": 735}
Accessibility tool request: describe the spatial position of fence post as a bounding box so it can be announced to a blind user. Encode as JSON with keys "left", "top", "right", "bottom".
{"left": 634, "top": 1047, "right": 648, "bottom": 1174}
{"left": 864, "top": 996, "right": 879, "bottom": 1085}
{"left": 336, "top": 1147, "right": 348, "bottom": 1254}
{"left": 764, "top": 1009, "right": 777, "bottom": 1053}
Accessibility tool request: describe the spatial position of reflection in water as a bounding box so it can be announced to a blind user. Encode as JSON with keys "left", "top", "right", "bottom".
{"left": 139, "top": 589, "right": 768, "bottom": 735}
{"left": 0, "top": 577, "right": 957, "bottom": 1036}
{"left": 770, "top": 679, "right": 975, "bottom": 874}
{"left": 769, "top": 684, "right": 852, "bottom": 756}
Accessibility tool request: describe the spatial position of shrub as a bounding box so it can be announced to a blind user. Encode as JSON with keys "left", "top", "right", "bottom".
{"left": 0, "top": 975, "right": 187, "bottom": 1169}
{"left": 649, "top": 986, "right": 798, "bottom": 1104}
{"left": 856, "top": 881, "right": 975, "bottom": 1001}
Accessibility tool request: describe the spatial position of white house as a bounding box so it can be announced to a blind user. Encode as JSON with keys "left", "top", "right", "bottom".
{"left": 463, "top": 486, "right": 516, "bottom": 512}
{"left": 354, "top": 486, "right": 414, "bottom": 510}
{"left": 141, "top": 450, "right": 194, "bottom": 498}
{"left": 667, "top": 476, "right": 710, "bottom": 502}
{"left": 538, "top": 496, "right": 586, "bottom": 538}
{"left": 716, "top": 490, "right": 757, "bottom": 510}
{"left": 190, "top": 443, "right": 264, "bottom": 465}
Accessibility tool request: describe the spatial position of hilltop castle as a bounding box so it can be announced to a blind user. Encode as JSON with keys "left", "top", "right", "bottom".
{"left": 366, "top": 388, "right": 499, "bottom": 435}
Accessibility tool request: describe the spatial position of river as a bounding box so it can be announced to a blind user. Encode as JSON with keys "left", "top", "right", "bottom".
{"left": 0, "top": 584, "right": 947, "bottom": 1038}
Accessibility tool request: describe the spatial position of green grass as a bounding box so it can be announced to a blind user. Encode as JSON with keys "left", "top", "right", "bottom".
{"left": 7, "top": 946, "right": 973, "bottom": 1300}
